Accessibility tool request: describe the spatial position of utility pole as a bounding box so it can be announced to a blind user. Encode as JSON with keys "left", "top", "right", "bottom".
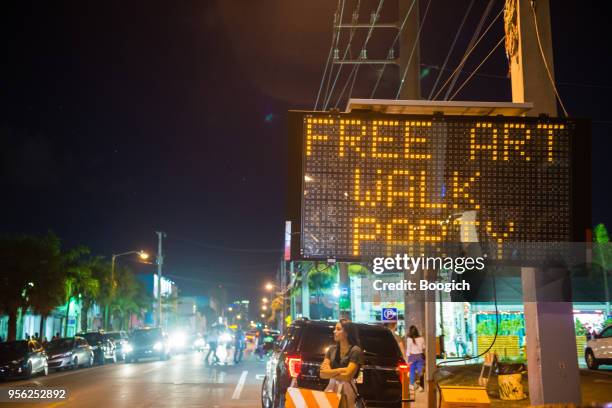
{"left": 508, "top": 0, "right": 580, "bottom": 404}
{"left": 156, "top": 231, "right": 166, "bottom": 328}
{"left": 507, "top": 0, "right": 557, "bottom": 116}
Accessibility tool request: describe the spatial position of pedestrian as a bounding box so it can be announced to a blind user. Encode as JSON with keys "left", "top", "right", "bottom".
{"left": 42, "top": 337, "right": 48, "bottom": 346}
{"left": 320, "top": 319, "right": 364, "bottom": 408}
{"left": 385, "top": 321, "right": 406, "bottom": 360}
{"left": 34, "top": 332, "right": 40, "bottom": 342}
{"left": 205, "top": 326, "right": 219, "bottom": 366}
{"left": 454, "top": 334, "right": 467, "bottom": 357}
{"left": 254, "top": 327, "right": 265, "bottom": 360}
{"left": 234, "top": 327, "right": 245, "bottom": 364}
{"left": 406, "top": 325, "right": 425, "bottom": 392}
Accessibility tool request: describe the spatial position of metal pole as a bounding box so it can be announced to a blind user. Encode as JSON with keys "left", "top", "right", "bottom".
{"left": 105, "top": 254, "right": 117, "bottom": 330}
{"left": 156, "top": 231, "right": 165, "bottom": 328}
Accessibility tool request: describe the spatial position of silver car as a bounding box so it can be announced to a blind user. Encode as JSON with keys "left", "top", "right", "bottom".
{"left": 46, "top": 337, "right": 94, "bottom": 370}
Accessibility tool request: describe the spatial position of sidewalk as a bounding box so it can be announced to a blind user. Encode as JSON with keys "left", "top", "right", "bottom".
{"left": 409, "top": 364, "right": 612, "bottom": 408}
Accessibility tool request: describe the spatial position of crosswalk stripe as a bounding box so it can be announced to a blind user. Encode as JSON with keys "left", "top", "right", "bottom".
{"left": 231, "top": 370, "right": 248, "bottom": 399}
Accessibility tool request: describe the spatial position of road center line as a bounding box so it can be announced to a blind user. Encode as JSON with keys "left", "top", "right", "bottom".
{"left": 232, "top": 370, "right": 248, "bottom": 400}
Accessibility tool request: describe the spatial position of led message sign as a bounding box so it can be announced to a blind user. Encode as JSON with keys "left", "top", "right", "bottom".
{"left": 288, "top": 112, "right": 589, "bottom": 260}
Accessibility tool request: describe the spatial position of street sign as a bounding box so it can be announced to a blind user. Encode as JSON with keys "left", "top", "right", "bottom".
{"left": 382, "top": 307, "right": 398, "bottom": 322}
{"left": 288, "top": 112, "right": 589, "bottom": 260}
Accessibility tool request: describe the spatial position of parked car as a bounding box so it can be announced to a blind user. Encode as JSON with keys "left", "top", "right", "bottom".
{"left": 585, "top": 324, "right": 612, "bottom": 369}
{"left": 127, "top": 327, "right": 170, "bottom": 362}
{"left": 105, "top": 331, "right": 131, "bottom": 361}
{"left": 46, "top": 336, "right": 94, "bottom": 370}
{"left": 78, "top": 331, "right": 116, "bottom": 365}
{"left": 262, "top": 320, "right": 405, "bottom": 408}
{"left": 0, "top": 340, "right": 48, "bottom": 379}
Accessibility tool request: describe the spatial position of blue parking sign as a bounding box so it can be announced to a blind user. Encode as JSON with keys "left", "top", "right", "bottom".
{"left": 382, "top": 307, "right": 398, "bottom": 322}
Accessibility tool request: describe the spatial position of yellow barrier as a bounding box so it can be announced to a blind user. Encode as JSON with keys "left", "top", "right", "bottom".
{"left": 285, "top": 387, "right": 341, "bottom": 408}
{"left": 440, "top": 386, "right": 490, "bottom": 408}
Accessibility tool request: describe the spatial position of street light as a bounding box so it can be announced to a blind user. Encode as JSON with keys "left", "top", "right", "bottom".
{"left": 107, "top": 250, "right": 149, "bottom": 329}
{"left": 262, "top": 305, "right": 268, "bottom": 311}
{"left": 265, "top": 282, "right": 274, "bottom": 291}
{"left": 262, "top": 297, "right": 269, "bottom": 303}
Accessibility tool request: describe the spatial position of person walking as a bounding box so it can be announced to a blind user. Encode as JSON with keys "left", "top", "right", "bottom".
{"left": 233, "top": 327, "right": 245, "bottom": 364}
{"left": 320, "top": 319, "right": 365, "bottom": 408}
{"left": 205, "top": 326, "right": 220, "bottom": 366}
{"left": 406, "top": 325, "right": 425, "bottom": 392}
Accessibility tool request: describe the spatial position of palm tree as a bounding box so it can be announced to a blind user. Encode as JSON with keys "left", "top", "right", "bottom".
{"left": 63, "top": 247, "right": 100, "bottom": 335}
{"left": 79, "top": 256, "right": 106, "bottom": 331}
{"left": 110, "top": 266, "right": 151, "bottom": 330}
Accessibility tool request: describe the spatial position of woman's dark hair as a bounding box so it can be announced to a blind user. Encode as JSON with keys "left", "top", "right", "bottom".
{"left": 408, "top": 325, "right": 420, "bottom": 344}
{"left": 334, "top": 319, "right": 360, "bottom": 368}
{"left": 338, "top": 319, "right": 360, "bottom": 347}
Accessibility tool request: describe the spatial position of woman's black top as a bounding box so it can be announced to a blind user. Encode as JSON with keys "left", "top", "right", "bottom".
{"left": 325, "top": 344, "right": 363, "bottom": 369}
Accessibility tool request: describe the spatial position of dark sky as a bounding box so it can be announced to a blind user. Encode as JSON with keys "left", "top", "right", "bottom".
{"left": 1, "top": 1, "right": 610, "bottom": 304}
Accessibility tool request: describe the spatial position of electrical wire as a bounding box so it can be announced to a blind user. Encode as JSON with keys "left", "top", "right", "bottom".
{"left": 436, "top": 265, "right": 500, "bottom": 369}
{"left": 423, "top": 62, "right": 507, "bottom": 80}
{"left": 448, "top": 35, "right": 506, "bottom": 101}
{"left": 167, "top": 233, "right": 283, "bottom": 253}
{"left": 427, "top": 0, "right": 475, "bottom": 100}
{"left": 394, "top": 0, "right": 433, "bottom": 99}
{"left": 322, "top": 1, "right": 363, "bottom": 111}
{"left": 443, "top": 0, "right": 495, "bottom": 100}
{"left": 431, "top": 7, "right": 504, "bottom": 101}
{"left": 333, "top": 0, "right": 385, "bottom": 109}
{"left": 369, "top": 0, "right": 418, "bottom": 99}
{"left": 314, "top": 0, "right": 345, "bottom": 111}
{"left": 529, "top": 1, "right": 569, "bottom": 116}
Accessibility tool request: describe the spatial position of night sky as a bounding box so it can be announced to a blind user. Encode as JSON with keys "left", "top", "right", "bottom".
{"left": 2, "top": 1, "right": 610, "bottom": 305}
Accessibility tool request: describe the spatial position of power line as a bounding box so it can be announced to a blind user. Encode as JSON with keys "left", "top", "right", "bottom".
{"left": 449, "top": 35, "right": 506, "bottom": 101}
{"left": 431, "top": 6, "right": 504, "bottom": 100}
{"left": 422, "top": 62, "right": 507, "bottom": 80}
{"left": 427, "top": 0, "right": 475, "bottom": 99}
{"left": 333, "top": 0, "right": 385, "bottom": 109}
{"left": 314, "top": 0, "right": 344, "bottom": 111}
{"left": 369, "top": 0, "right": 418, "bottom": 98}
{"left": 529, "top": 1, "right": 569, "bottom": 116}
{"left": 443, "top": 0, "right": 496, "bottom": 100}
{"left": 395, "top": 0, "right": 433, "bottom": 100}
{"left": 167, "top": 233, "right": 282, "bottom": 254}
{"left": 322, "top": 1, "right": 363, "bottom": 111}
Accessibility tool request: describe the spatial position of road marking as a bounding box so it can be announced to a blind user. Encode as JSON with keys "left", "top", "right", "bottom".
{"left": 255, "top": 374, "right": 266, "bottom": 380}
{"left": 232, "top": 370, "right": 248, "bottom": 399}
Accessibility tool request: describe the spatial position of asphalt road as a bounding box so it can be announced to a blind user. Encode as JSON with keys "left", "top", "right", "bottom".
{"left": 0, "top": 351, "right": 266, "bottom": 407}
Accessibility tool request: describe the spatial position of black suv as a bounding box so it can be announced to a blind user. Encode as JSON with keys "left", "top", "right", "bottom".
{"left": 262, "top": 320, "right": 405, "bottom": 408}
{"left": 127, "top": 327, "right": 170, "bottom": 362}
{"left": 77, "top": 332, "right": 116, "bottom": 365}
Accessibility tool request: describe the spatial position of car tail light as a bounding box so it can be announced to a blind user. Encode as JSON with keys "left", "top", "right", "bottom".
{"left": 284, "top": 355, "right": 302, "bottom": 378}
{"left": 397, "top": 362, "right": 409, "bottom": 373}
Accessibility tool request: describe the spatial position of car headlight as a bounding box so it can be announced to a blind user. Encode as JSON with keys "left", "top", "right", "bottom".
{"left": 11, "top": 358, "right": 24, "bottom": 365}
{"left": 59, "top": 352, "right": 73, "bottom": 358}
{"left": 153, "top": 342, "right": 163, "bottom": 351}
{"left": 124, "top": 343, "right": 133, "bottom": 353}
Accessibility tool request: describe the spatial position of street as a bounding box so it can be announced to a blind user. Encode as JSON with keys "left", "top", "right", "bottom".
{"left": 0, "top": 352, "right": 265, "bottom": 407}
